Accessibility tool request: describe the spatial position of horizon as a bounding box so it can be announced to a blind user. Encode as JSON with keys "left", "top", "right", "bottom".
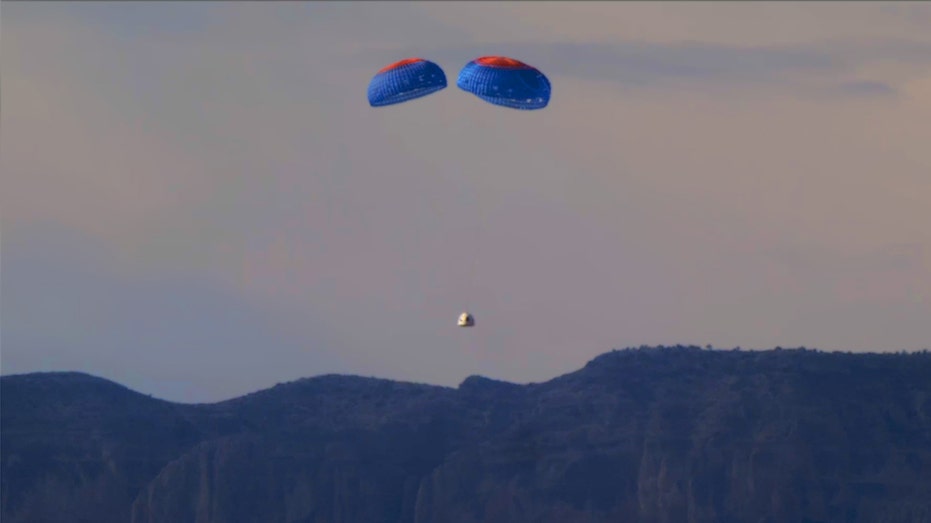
{"left": 3, "top": 2, "right": 930, "bottom": 403}
{"left": 5, "top": 344, "right": 929, "bottom": 405}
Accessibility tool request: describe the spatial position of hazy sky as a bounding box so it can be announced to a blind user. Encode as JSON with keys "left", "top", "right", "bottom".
{"left": 3, "top": 2, "right": 930, "bottom": 402}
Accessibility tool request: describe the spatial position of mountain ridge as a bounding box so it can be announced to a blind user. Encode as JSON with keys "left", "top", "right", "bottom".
{"left": 3, "top": 346, "right": 931, "bottom": 522}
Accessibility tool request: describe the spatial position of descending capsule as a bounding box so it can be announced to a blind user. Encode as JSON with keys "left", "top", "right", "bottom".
{"left": 458, "top": 312, "right": 475, "bottom": 327}
{"left": 456, "top": 56, "right": 551, "bottom": 110}
{"left": 367, "top": 58, "right": 447, "bottom": 107}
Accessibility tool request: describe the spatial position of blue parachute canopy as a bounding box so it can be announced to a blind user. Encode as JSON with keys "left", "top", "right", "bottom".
{"left": 457, "top": 56, "right": 551, "bottom": 110}
{"left": 367, "top": 58, "right": 447, "bottom": 107}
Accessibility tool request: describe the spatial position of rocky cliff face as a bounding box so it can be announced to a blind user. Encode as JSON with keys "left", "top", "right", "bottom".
{"left": 3, "top": 347, "right": 931, "bottom": 522}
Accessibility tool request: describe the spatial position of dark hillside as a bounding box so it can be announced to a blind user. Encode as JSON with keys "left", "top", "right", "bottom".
{"left": 3, "top": 347, "right": 930, "bottom": 522}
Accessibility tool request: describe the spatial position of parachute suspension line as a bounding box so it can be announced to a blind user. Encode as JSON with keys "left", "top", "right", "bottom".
{"left": 455, "top": 153, "right": 479, "bottom": 355}
{"left": 460, "top": 120, "right": 488, "bottom": 318}
{"left": 452, "top": 54, "right": 551, "bottom": 329}
{"left": 367, "top": 55, "right": 550, "bottom": 333}
{"left": 464, "top": 152, "right": 488, "bottom": 314}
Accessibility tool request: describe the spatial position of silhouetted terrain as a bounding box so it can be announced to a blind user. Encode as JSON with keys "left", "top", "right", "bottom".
{"left": 3, "top": 346, "right": 931, "bottom": 523}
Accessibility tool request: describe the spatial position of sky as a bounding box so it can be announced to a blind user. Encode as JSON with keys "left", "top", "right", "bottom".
{"left": 2, "top": 2, "right": 930, "bottom": 403}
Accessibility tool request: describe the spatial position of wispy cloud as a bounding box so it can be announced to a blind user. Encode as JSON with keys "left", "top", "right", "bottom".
{"left": 833, "top": 81, "right": 898, "bottom": 98}
{"left": 366, "top": 37, "right": 931, "bottom": 95}
{"left": 2, "top": 224, "right": 351, "bottom": 402}
{"left": 879, "top": 3, "right": 931, "bottom": 25}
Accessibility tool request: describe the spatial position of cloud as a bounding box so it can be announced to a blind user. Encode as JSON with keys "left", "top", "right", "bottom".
{"left": 832, "top": 81, "right": 898, "bottom": 98}
{"left": 30, "top": 1, "right": 215, "bottom": 37}
{"left": 417, "top": 2, "right": 931, "bottom": 47}
{"left": 362, "top": 37, "right": 931, "bottom": 96}
{"left": 1, "top": 224, "right": 352, "bottom": 403}
{"left": 879, "top": 3, "right": 931, "bottom": 25}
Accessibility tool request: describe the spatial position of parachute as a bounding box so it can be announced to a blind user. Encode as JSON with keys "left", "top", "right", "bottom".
{"left": 456, "top": 56, "right": 551, "bottom": 110}
{"left": 365, "top": 55, "right": 551, "bottom": 329}
{"left": 367, "top": 58, "right": 447, "bottom": 107}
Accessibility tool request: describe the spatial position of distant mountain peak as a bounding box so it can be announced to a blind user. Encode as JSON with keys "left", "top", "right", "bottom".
{"left": 458, "top": 375, "right": 525, "bottom": 397}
